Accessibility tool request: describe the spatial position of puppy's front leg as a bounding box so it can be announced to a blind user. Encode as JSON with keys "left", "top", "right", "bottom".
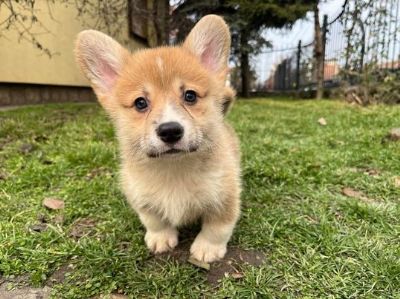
{"left": 138, "top": 211, "right": 178, "bottom": 254}
{"left": 190, "top": 216, "right": 238, "bottom": 263}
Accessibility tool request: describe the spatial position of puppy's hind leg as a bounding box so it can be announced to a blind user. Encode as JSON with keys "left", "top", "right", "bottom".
{"left": 138, "top": 211, "right": 178, "bottom": 254}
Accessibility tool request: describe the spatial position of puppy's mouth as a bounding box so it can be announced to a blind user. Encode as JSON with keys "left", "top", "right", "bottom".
{"left": 147, "top": 146, "right": 198, "bottom": 158}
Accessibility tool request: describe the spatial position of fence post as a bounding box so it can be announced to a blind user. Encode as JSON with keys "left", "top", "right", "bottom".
{"left": 322, "top": 14, "right": 328, "bottom": 81}
{"left": 314, "top": 1, "right": 325, "bottom": 100}
{"left": 296, "top": 40, "right": 302, "bottom": 90}
{"left": 282, "top": 59, "right": 287, "bottom": 90}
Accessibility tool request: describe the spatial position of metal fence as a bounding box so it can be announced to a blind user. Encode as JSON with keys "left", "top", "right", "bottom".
{"left": 258, "top": 0, "right": 400, "bottom": 94}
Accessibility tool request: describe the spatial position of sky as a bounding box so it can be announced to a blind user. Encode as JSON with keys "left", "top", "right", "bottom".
{"left": 255, "top": 0, "right": 345, "bottom": 82}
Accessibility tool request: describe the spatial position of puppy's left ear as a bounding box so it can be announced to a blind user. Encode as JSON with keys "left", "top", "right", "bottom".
{"left": 183, "top": 15, "right": 230, "bottom": 76}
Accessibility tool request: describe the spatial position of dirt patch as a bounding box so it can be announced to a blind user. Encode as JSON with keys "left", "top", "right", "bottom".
{"left": 47, "top": 264, "right": 74, "bottom": 287}
{"left": 19, "top": 143, "right": 36, "bottom": 154}
{"left": 340, "top": 187, "right": 396, "bottom": 210}
{"left": 0, "top": 274, "right": 30, "bottom": 287}
{"left": 156, "top": 239, "right": 266, "bottom": 286}
{"left": 52, "top": 214, "right": 64, "bottom": 225}
{"left": 29, "top": 223, "right": 48, "bottom": 233}
{"left": 0, "top": 284, "right": 51, "bottom": 299}
{"left": 0, "top": 274, "right": 51, "bottom": 299}
{"left": 85, "top": 167, "right": 113, "bottom": 180}
{"left": 0, "top": 137, "right": 13, "bottom": 151}
{"left": 341, "top": 187, "right": 380, "bottom": 204}
{"left": 94, "top": 294, "right": 129, "bottom": 299}
{"left": 206, "top": 247, "right": 265, "bottom": 286}
{"left": 68, "top": 218, "right": 97, "bottom": 239}
{"left": 349, "top": 167, "right": 381, "bottom": 177}
{"left": 33, "top": 135, "right": 49, "bottom": 143}
{"left": 0, "top": 171, "right": 8, "bottom": 180}
{"left": 29, "top": 213, "right": 65, "bottom": 234}
{"left": 156, "top": 240, "right": 190, "bottom": 262}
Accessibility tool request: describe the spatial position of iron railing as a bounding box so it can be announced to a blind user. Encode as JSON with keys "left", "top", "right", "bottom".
{"left": 259, "top": 0, "right": 400, "bottom": 93}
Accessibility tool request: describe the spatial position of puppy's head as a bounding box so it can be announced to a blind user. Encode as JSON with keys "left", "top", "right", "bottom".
{"left": 75, "top": 15, "right": 233, "bottom": 160}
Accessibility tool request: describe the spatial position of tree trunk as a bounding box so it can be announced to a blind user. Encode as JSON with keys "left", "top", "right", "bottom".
{"left": 154, "top": 0, "right": 170, "bottom": 45}
{"left": 240, "top": 30, "right": 250, "bottom": 98}
{"left": 314, "top": 4, "right": 324, "bottom": 100}
{"left": 145, "top": 0, "right": 170, "bottom": 46}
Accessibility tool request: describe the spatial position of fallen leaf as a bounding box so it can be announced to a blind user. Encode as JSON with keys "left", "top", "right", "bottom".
{"left": 364, "top": 168, "right": 380, "bottom": 176}
{"left": 387, "top": 128, "right": 400, "bottom": 141}
{"left": 341, "top": 187, "right": 376, "bottom": 204}
{"left": 394, "top": 177, "right": 400, "bottom": 188}
{"left": 342, "top": 187, "right": 363, "bottom": 198}
{"left": 188, "top": 256, "right": 210, "bottom": 270}
{"left": 43, "top": 197, "right": 65, "bottom": 210}
{"left": 318, "top": 117, "right": 327, "bottom": 126}
{"left": 231, "top": 272, "right": 244, "bottom": 279}
{"left": 98, "top": 294, "right": 129, "bottom": 299}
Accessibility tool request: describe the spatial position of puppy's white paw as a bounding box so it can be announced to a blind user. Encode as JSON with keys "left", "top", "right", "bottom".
{"left": 190, "top": 236, "right": 227, "bottom": 263}
{"left": 145, "top": 228, "right": 178, "bottom": 254}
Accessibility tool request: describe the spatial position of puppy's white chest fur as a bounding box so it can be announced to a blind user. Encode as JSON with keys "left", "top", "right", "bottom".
{"left": 121, "top": 158, "right": 224, "bottom": 226}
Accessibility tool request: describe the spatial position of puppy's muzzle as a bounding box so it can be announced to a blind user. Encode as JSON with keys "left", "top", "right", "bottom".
{"left": 156, "top": 122, "right": 184, "bottom": 144}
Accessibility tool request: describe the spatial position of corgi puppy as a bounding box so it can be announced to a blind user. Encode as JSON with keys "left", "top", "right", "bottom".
{"left": 75, "top": 15, "right": 241, "bottom": 262}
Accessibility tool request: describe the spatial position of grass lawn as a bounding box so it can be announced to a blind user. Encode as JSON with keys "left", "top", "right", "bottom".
{"left": 0, "top": 98, "right": 399, "bottom": 298}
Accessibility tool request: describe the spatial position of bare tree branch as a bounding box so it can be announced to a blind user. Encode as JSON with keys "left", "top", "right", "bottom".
{"left": 0, "top": 0, "right": 128, "bottom": 57}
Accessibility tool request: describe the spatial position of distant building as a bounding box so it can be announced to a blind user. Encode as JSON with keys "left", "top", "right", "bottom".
{"left": 378, "top": 60, "right": 400, "bottom": 69}
{"left": 264, "top": 59, "right": 340, "bottom": 91}
{"left": 265, "top": 65, "right": 276, "bottom": 91}
{"left": 323, "top": 60, "right": 340, "bottom": 80}
{"left": 0, "top": 2, "right": 146, "bottom": 106}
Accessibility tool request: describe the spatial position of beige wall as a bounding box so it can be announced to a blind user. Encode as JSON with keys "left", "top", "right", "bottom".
{"left": 0, "top": 1, "right": 144, "bottom": 87}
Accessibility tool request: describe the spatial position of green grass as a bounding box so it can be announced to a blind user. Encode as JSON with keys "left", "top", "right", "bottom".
{"left": 1, "top": 98, "right": 399, "bottom": 298}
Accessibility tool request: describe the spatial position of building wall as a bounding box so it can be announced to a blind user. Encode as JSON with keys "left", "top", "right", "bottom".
{"left": 0, "top": 1, "right": 144, "bottom": 87}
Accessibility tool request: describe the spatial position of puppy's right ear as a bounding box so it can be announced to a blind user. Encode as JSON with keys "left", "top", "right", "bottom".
{"left": 75, "top": 30, "right": 129, "bottom": 106}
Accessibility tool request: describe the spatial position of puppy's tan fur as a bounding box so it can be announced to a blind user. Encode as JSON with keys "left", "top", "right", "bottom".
{"left": 75, "top": 15, "right": 241, "bottom": 262}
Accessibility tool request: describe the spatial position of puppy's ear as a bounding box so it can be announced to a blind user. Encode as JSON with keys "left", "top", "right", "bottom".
{"left": 183, "top": 15, "right": 231, "bottom": 76}
{"left": 75, "top": 30, "right": 129, "bottom": 103}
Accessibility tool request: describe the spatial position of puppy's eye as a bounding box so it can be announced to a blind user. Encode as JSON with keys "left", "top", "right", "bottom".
{"left": 184, "top": 90, "right": 197, "bottom": 104}
{"left": 133, "top": 97, "right": 148, "bottom": 111}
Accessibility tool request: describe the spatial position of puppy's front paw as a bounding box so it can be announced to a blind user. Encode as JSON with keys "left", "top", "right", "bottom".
{"left": 145, "top": 228, "right": 178, "bottom": 254}
{"left": 190, "top": 236, "right": 227, "bottom": 263}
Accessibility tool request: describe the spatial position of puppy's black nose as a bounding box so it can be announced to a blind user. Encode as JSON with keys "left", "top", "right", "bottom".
{"left": 156, "top": 122, "right": 184, "bottom": 144}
